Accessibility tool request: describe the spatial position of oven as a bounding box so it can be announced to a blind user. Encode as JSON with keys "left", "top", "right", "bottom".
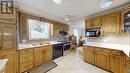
{"left": 63, "top": 43, "right": 70, "bottom": 56}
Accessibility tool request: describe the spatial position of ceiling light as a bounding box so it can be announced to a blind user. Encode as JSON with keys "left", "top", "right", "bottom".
{"left": 100, "top": 0, "right": 113, "bottom": 8}
{"left": 64, "top": 15, "right": 71, "bottom": 22}
{"left": 53, "top": 0, "right": 62, "bottom": 4}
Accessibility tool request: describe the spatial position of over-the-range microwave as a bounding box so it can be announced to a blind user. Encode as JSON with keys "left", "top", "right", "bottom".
{"left": 85, "top": 30, "right": 101, "bottom": 37}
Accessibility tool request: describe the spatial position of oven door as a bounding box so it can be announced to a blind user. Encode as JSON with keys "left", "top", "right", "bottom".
{"left": 63, "top": 43, "right": 70, "bottom": 56}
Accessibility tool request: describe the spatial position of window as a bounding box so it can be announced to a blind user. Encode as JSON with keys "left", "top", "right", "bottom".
{"left": 28, "top": 19, "right": 51, "bottom": 40}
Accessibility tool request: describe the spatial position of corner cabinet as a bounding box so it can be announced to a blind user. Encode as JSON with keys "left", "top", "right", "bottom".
{"left": 102, "top": 13, "right": 120, "bottom": 35}
{"left": 83, "top": 46, "right": 129, "bottom": 73}
{"left": 121, "top": 6, "right": 130, "bottom": 33}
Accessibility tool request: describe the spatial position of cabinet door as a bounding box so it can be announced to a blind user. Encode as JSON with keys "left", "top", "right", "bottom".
{"left": 83, "top": 46, "right": 94, "bottom": 64}
{"left": 1, "top": 24, "right": 16, "bottom": 49}
{"left": 110, "top": 55, "right": 124, "bottom": 73}
{"left": 95, "top": 51, "right": 110, "bottom": 70}
{"left": 85, "top": 20, "right": 92, "bottom": 29}
{"left": 102, "top": 13, "right": 120, "bottom": 35}
{"left": 43, "top": 46, "right": 52, "bottom": 62}
{"left": 121, "top": 6, "right": 130, "bottom": 33}
{"left": 0, "top": 50, "right": 16, "bottom": 73}
{"left": 92, "top": 17, "right": 101, "bottom": 28}
{"left": 34, "top": 47, "right": 44, "bottom": 66}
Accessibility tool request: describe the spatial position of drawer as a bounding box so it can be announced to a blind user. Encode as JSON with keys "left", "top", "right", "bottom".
{"left": 20, "top": 61, "right": 33, "bottom": 73}
{"left": 111, "top": 50, "right": 121, "bottom": 55}
{"left": 20, "top": 53, "right": 33, "bottom": 63}
{"left": 19, "top": 49, "right": 33, "bottom": 55}
{"left": 95, "top": 48, "right": 110, "bottom": 53}
{"left": 34, "top": 47, "right": 43, "bottom": 53}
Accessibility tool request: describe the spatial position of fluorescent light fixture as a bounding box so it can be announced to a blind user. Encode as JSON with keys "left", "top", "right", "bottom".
{"left": 53, "top": 0, "right": 62, "bottom": 4}
{"left": 100, "top": 0, "right": 113, "bottom": 8}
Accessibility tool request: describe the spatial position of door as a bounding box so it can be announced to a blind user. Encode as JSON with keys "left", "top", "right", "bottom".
{"left": 0, "top": 50, "right": 16, "bottom": 73}
{"left": 102, "top": 13, "right": 120, "bottom": 35}
{"left": 43, "top": 46, "right": 52, "bottom": 62}
{"left": 110, "top": 55, "right": 125, "bottom": 73}
{"left": 83, "top": 46, "right": 94, "bottom": 64}
{"left": 85, "top": 19, "right": 92, "bottom": 29}
{"left": 34, "top": 47, "right": 44, "bottom": 66}
{"left": 92, "top": 17, "right": 101, "bottom": 28}
{"left": 0, "top": 24, "right": 16, "bottom": 50}
{"left": 95, "top": 51, "right": 110, "bottom": 70}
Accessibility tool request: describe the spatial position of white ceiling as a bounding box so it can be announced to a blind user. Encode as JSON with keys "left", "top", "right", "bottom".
{"left": 16, "top": 0, "right": 129, "bottom": 24}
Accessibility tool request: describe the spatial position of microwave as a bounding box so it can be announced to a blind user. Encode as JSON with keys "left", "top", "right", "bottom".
{"left": 85, "top": 30, "right": 100, "bottom": 37}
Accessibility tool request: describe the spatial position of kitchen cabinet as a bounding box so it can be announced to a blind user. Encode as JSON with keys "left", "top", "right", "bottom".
{"left": 0, "top": 50, "right": 16, "bottom": 73}
{"left": 34, "top": 47, "right": 44, "bottom": 66}
{"left": 85, "top": 17, "right": 101, "bottom": 29}
{"left": 92, "top": 17, "right": 102, "bottom": 28}
{"left": 102, "top": 13, "right": 120, "bottom": 35}
{"left": 19, "top": 48, "right": 33, "bottom": 73}
{"left": 34, "top": 45, "right": 52, "bottom": 66}
{"left": 43, "top": 45, "right": 53, "bottom": 62}
{"left": 83, "top": 46, "right": 130, "bottom": 73}
{"left": 85, "top": 19, "right": 92, "bottom": 29}
{"left": 94, "top": 48, "right": 110, "bottom": 70}
{"left": 0, "top": 20, "right": 17, "bottom": 50}
{"left": 110, "top": 50, "right": 125, "bottom": 73}
{"left": 121, "top": 6, "right": 130, "bottom": 33}
{"left": 83, "top": 46, "right": 94, "bottom": 64}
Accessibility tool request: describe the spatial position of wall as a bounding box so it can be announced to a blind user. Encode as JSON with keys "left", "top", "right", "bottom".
{"left": 86, "top": 34, "right": 130, "bottom": 45}
{"left": 18, "top": 12, "right": 68, "bottom": 43}
{"left": 68, "top": 20, "right": 85, "bottom": 43}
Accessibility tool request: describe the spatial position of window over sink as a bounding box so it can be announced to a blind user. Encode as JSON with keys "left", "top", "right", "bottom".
{"left": 28, "top": 19, "right": 51, "bottom": 40}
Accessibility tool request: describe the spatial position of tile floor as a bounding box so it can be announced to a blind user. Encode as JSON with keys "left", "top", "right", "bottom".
{"left": 47, "top": 47, "right": 110, "bottom": 73}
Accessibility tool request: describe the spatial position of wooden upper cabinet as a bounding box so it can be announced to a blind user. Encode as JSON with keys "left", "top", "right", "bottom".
{"left": 85, "top": 17, "right": 102, "bottom": 29}
{"left": 92, "top": 17, "right": 102, "bottom": 28}
{"left": 121, "top": 6, "right": 130, "bottom": 33}
{"left": 83, "top": 46, "right": 95, "bottom": 64}
{"left": 102, "top": 13, "right": 120, "bottom": 35}
{"left": 85, "top": 19, "right": 92, "bottom": 29}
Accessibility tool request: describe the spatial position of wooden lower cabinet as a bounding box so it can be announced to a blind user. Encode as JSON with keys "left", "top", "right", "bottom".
{"left": 83, "top": 46, "right": 129, "bottom": 73}
{"left": 83, "top": 46, "right": 94, "bottom": 64}
{"left": 34, "top": 45, "right": 52, "bottom": 66}
{"left": 19, "top": 48, "right": 34, "bottom": 73}
{"left": 0, "top": 50, "right": 16, "bottom": 73}
{"left": 19, "top": 45, "right": 53, "bottom": 73}
{"left": 34, "top": 47, "right": 44, "bottom": 66}
{"left": 43, "top": 46, "right": 53, "bottom": 63}
{"left": 110, "top": 55, "right": 124, "bottom": 73}
{"left": 95, "top": 51, "right": 110, "bottom": 70}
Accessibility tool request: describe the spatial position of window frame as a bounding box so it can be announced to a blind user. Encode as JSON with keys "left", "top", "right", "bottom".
{"left": 27, "top": 19, "right": 51, "bottom": 40}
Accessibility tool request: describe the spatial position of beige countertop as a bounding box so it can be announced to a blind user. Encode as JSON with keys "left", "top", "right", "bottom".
{"left": 83, "top": 42, "right": 130, "bottom": 56}
{"left": 18, "top": 41, "right": 62, "bottom": 50}
{"left": 0, "top": 59, "right": 8, "bottom": 73}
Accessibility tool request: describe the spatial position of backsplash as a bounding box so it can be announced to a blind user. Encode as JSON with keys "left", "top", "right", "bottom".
{"left": 86, "top": 34, "right": 130, "bottom": 45}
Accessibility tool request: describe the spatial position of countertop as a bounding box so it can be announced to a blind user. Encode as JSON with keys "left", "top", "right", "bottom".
{"left": 83, "top": 42, "right": 130, "bottom": 56}
{"left": 18, "top": 41, "right": 63, "bottom": 50}
{"left": 0, "top": 59, "right": 8, "bottom": 72}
